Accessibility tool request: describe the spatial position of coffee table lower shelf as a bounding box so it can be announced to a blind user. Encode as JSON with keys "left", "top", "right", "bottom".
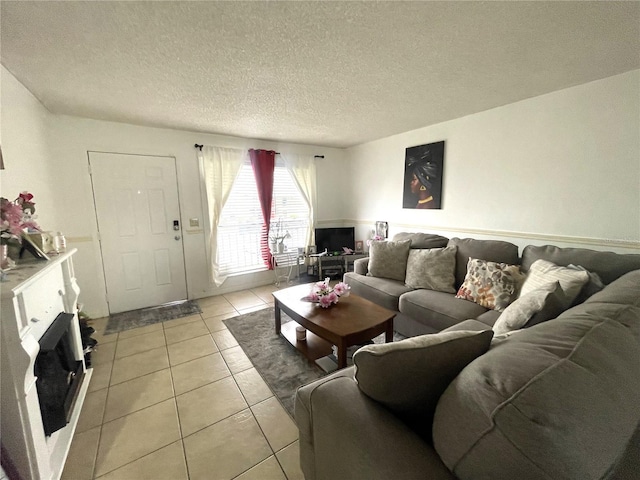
{"left": 281, "top": 321, "right": 333, "bottom": 361}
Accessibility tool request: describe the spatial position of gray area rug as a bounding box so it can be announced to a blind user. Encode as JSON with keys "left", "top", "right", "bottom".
{"left": 104, "top": 300, "right": 202, "bottom": 334}
{"left": 224, "top": 308, "right": 324, "bottom": 417}
{"left": 224, "top": 307, "right": 405, "bottom": 417}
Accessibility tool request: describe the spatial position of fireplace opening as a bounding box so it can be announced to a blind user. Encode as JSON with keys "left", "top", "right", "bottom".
{"left": 35, "top": 312, "right": 85, "bottom": 437}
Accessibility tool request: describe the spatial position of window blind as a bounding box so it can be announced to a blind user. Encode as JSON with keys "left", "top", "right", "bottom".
{"left": 217, "top": 158, "right": 309, "bottom": 276}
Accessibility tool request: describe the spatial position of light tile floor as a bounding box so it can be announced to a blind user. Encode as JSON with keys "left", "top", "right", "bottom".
{"left": 62, "top": 283, "right": 305, "bottom": 480}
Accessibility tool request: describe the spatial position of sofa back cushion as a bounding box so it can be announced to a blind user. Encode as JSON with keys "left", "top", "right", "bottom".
{"left": 448, "top": 238, "right": 519, "bottom": 289}
{"left": 432, "top": 269, "right": 640, "bottom": 480}
{"left": 392, "top": 232, "right": 449, "bottom": 249}
{"left": 368, "top": 239, "right": 411, "bottom": 281}
{"left": 521, "top": 244, "right": 640, "bottom": 285}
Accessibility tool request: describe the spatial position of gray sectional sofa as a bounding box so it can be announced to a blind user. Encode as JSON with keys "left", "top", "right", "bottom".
{"left": 344, "top": 232, "right": 640, "bottom": 337}
{"left": 295, "top": 234, "right": 640, "bottom": 480}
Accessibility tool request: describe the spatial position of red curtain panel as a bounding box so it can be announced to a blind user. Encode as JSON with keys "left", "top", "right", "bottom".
{"left": 249, "top": 149, "right": 276, "bottom": 269}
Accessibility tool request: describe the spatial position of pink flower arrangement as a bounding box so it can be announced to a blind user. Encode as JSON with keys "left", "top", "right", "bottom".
{"left": 1, "top": 191, "right": 40, "bottom": 243}
{"left": 305, "top": 278, "right": 351, "bottom": 308}
{"left": 366, "top": 234, "right": 384, "bottom": 247}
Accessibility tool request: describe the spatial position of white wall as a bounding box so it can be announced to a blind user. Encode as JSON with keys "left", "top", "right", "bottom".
{"left": 0, "top": 68, "right": 58, "bottom": 226}
{"left": 344, "top": 70, "right": 640, "bottom": 254}
{"left": 1, "top": 66, "right": 348, "bottom": 318}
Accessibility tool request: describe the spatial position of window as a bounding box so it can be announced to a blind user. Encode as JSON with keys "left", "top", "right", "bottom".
{"left": 217, "top": 159, "right": 309, "bottom": 276}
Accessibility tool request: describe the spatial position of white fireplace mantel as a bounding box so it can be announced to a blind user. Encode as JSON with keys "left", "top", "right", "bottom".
{"left": 1, "top": 250, "right": 92, "bottom": 480}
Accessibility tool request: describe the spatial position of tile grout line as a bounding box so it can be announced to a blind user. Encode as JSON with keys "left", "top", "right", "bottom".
{"left": 164, "top": 325, "right": 191, "bottom": 480}
{"left": 89, "top": 319, "right": 116, "bottom": 480}
{"left": 223, "top": 311, "right": 291, "bottom": 479}
{"left": 91, "top": 326, "right": 175, "bottom": 479}
{"left": 228, "top": 363, "right": 279, "bottom": 455}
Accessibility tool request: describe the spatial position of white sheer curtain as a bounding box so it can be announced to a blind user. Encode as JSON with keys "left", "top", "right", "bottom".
{"left": 281, "top": 153, "right": 317, "bottom": 250}
{"left": 199, "top": 146, "right": 246, "bottom": 286}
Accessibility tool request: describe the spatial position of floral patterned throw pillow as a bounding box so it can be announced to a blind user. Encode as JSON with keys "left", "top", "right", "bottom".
{"left": 455, "top": 258, "right": 524, "bottom": 311}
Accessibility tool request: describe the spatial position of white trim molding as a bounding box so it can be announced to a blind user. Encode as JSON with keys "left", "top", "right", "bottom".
{"left": 336, "top": 219, "right": 640, "bottom": 252}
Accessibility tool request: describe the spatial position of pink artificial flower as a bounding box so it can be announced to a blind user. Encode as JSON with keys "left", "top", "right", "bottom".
{"left": 0, "top": 193, "right": 40, "bottom": 240}
{"left": 333, "top": 282, "right": 350, "bottom": 297}
{"left": 313, "top": 278, "right": 332, "bottom": 296}
{"left": 319, "top": 295, "right": 334, "bottom": 308}
{"left": 307, "top": 292, "right": 320, "bottom": 302}
{"left": 327, "top": 291, "right": 339, "bottom": 304}
{"left": 0, "top": 199, "right": 25, "bottom": 237}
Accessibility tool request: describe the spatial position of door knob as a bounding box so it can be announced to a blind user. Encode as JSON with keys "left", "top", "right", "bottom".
{"left": 175, "top": 235, "right": 181, "bottom": 240}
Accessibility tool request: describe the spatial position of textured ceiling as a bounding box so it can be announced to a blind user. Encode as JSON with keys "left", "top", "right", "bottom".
{"left": 1, "top": 1, "right": 639, "bottom": 148}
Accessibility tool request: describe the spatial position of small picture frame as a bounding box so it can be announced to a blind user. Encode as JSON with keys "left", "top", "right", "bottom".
{"left": 20, "top": 233, "right": 50, "bottom": 261}
{"left": 375, "top": 221, "right": 388, "bottom": 239}
{"left": 355, "top": 240, "right": 364, "bottom": 252}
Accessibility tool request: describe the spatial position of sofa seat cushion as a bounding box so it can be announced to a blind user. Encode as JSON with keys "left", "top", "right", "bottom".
{"left": 343, "top": 272, "right": 413, "bottom": 312}
{"left": 474, "top": 309, "right": 501, "bottom": 327}
{"left": 432, "top": 270, "right": 640, "bottom": 480}
{"left": 353, "top": 330, "right": 493, "bottom": 441}
{"left": 440, "top": 319, "right": 492, "bottom": 333}
{"left": 399, "top": 289, "right": 488, "bottom": 332}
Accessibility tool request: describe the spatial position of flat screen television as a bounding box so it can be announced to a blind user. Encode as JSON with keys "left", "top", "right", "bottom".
{"left": 315, "top": 227, "right": 355, "bottom": 254}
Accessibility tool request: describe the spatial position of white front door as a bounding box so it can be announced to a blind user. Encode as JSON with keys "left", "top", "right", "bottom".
{"left": 89, "top": 152, "right": 187, "bottom": 313}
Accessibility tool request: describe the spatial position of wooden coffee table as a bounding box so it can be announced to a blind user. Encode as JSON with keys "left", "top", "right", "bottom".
{"left": 272, "top": 283, "right": 395, "bottom": 369}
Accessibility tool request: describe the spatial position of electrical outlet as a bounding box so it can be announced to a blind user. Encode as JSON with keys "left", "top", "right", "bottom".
{"left": 189, "top": 218, "right": 199, "bottom": 228}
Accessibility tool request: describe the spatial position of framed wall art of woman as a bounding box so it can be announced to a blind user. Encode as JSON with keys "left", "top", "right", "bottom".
{"left": 403, "top": 140, "right": 445, "bottom": 210}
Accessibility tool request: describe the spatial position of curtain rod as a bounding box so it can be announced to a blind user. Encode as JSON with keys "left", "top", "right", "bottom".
{"left": 194, "top": 144, "right": 323, "bottom": 158}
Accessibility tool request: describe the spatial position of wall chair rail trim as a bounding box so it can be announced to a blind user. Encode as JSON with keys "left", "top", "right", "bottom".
{"left": 338, "top": 219, "right": 640, "bottom": 251}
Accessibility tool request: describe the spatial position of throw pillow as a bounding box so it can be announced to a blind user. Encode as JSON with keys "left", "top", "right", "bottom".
{"left": 405, "top": 246, "right": 457, "bottom": 293}
{"left": 520, "top": 259, "right": 589, "bottom": 307}
{"left": 455, "top": 258, "right": 524, "bottom": 311}
{"left": 493, "top": 281, "right": 565, "bottom": 335}
{"left": 368, "top": 239, "right": 411, "bottom": 282}
{"left": 353, "top": 330, "right": 494, "bottom": 442}
{"left": 568, "top": 264, "right": 605, "bottom": 305}
{"left": 524, "top": 283, "right": 568, "bottom": 328}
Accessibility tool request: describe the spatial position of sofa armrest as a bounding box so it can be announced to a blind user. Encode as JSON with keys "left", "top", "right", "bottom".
{"left": 295, "top": 372, "right": 456, "bottom": 480}
{"left": 353, "top": 256, "right": 369, "bottom": 275}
